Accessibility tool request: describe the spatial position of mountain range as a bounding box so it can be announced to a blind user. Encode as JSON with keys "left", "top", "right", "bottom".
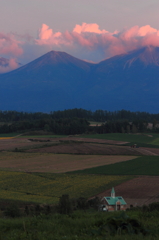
{"left": 0, "top": 46, "right": 159, "bottom": 113}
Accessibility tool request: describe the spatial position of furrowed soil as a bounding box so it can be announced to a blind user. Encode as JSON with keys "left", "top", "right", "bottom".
{"left": 95, "top": 176, "right": 159, "bottom": 207}
{"left": 26, "top": 142, "right": 144, "bottom": 155}
{"left": 0, "top": 136, "right": 129, "bottom": 152}
{"left": 0, "top": 152, "right": 137, "bottom": 173}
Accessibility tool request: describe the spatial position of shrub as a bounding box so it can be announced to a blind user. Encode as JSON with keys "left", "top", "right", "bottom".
{"left": 4, "top": 204, "right": 21, "bottom": 218}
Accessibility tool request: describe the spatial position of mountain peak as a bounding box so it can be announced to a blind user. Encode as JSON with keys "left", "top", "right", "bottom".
{"left": 139, "top": 46, "right": 159, "bottom": 66}
{"left": 36, "top": 50, "right": 71, "bottom": 64}
{"left": 30, "top": 50, "right": 93, "bottom": 69}
{"left": 125, "top": 46, "right": 159, "bottom": 67}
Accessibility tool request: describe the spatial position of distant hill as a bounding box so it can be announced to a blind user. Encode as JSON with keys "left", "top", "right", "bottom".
{"left": 0, "top": 46, "right": 159, "bottom": 112}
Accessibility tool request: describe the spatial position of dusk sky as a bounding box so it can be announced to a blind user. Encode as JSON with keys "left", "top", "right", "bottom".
{"left": 0, "top": 0, "right": 159, "bottom": 72}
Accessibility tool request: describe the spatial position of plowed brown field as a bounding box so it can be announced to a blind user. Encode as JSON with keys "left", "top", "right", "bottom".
{"left": 0, "top": 152, "right": 137, "bottom": 173}
{"left": 0, "top": 136, "right": 159, "bottom": 156}
{"left": 26, "top": 142, "right": 143, "bottom": 155}
{"left": 95, "top": 176, "right": 159, "bottom": 207}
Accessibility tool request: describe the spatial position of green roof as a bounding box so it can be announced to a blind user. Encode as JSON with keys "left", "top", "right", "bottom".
{"left": 104, "top": 196, "right": 127, "bottom": 205}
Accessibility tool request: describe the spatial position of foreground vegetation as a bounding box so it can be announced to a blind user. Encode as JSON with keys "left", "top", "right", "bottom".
{"left": 0, "top": 207, "right": 159, "bottom": 239}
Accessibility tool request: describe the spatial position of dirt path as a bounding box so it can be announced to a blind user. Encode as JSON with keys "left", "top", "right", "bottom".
{"left": 135, "top": 148, "right": 158, "bottom": 156}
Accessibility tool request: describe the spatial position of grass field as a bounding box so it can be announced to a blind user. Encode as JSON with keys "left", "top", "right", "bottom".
{"left": 71, "top": 156, "right": 159, "bottom": 176}
{"left": 0, "top": 171, "right": 130, "bottom": 204}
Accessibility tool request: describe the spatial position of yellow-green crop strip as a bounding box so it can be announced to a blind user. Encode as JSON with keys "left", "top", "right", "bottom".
{"left": 0, "top": 171, "right": 131, "bottom": 204}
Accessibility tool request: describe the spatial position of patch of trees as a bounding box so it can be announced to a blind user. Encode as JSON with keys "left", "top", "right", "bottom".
{"left": 0, "top": 118, "right": 90, "bottom": 135}
{"left": 92, "top": 120, "right": 148, "bottom": 134}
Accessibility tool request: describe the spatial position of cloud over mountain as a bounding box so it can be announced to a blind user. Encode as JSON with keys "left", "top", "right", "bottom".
{"left": 0, "top": 22, "right": 159, "bottom": 73}
{"left": 36, "top": 23, "right": 159, "bottom": 59}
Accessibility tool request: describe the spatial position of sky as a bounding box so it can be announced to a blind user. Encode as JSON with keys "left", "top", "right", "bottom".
{"left": 0, "top": 0, "right": 159, "bottom": 72}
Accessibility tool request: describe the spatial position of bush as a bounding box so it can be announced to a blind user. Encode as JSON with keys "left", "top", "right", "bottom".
{"left": 4, "top": 204, "right": 21, "bottom": 218}
{"left": 58, "top": 194, "right": 73, "bottom": 214}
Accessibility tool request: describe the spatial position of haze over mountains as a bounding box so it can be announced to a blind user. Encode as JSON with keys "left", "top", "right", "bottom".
{"left": 0, "top": 57, "right": 21, "bottom": 74}
{"left": 0, "top": 46, "right": 159, "bottom": 113}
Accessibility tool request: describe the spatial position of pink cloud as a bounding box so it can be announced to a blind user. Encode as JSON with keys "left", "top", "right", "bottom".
{"left": 36, "top": 23, "right": 159, "bottom": 60}
{"left": 39, "top": 24, "right": 53, "bottom": 40}
{"left": 138, "top": 25, "right": 158, "bottom": 36}
{"left": 0, "top": 32, "right": 23, "bottom": 56}
{"left": 2, "top": 23, "right": 159, "bottom": 66}
{"left": 36, "top": 24, "right": 62, "bottom": 45}
{"left": 73, "top": 22, "right": 108, "bottom": 34}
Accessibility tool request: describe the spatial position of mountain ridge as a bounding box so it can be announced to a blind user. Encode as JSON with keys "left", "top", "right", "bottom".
{"left": 0, "top": 46, "right": 159, "bottom": 113}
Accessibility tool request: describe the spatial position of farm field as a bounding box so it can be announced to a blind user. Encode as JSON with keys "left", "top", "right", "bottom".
{"left": 0, "top": 152, "right": 137, "bottom": 173}
{"left": 80, "top": 133, "right": 159, "bottom": 147}
{"left": 1, "top": 134, "right": 159, "bottom": 156}
{"left": 0, "top": 133, "right": 21, "bottom": 140}
{"left": 26, "top": 142, "right": 152, "bottom": 155}
{"left": 0, "top": 137, "right": 53, "bottom": 151}
{"left": 71, "top": 156, "right": 159, "bottom": 175}
{"left": 96, "top": 176, "right": 159, "bottom": 207}
{"left": 0, "top": 170, "right": 129, "bottom": 204}
{"left": 0, "top": 132, "right": 159, "bottom": 208}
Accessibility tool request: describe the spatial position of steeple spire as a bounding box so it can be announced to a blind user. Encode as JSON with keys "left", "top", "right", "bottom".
{"left": 111, "top": 187, "right": 115, "bottom": 198}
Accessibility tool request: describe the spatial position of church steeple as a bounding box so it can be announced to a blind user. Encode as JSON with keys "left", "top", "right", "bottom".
{"left": 111, "top": 187, "right": 115, "bottom": 198}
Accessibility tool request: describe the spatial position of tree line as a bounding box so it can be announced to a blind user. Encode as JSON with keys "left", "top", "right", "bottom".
{"left": 0, "top": 118, "right": 151, "bottom": 135}
{"left": 0, "top": 108, "right": 158, "bottom": 134}
{"left": 0, "top": 108, "right": 159, "bottom": 122}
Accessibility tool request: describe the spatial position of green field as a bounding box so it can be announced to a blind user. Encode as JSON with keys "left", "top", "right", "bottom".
{"left": 19, "top": 134, "right": 67, "bottom": 138}
{"left": 0, "top": 171, "right": 130, "bottom": 204}
{"left": 0, "top": 133, "right": 20, "bottom": 138}
{"left": 71, "top": 156, "right": 159, "bottom": 175}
